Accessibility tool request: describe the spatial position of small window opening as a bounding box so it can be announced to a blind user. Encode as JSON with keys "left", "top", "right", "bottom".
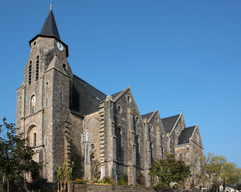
{"left": 33, "top": 133, "right": 36, "bottom": 146}
{"left": 46, "top": 98, "right": 48, "bottom": 106}
{"left": 63, "top": 64, "right": 67, "bottom": 71}
{"left": 135, "top": 116, "right": 138, "bottom": 122}
{"left": 46, "top": 82, "right": 48, "bottom": 91}
{"left": 46, "top": 138, "right": 47, "bottom": 146}
{"left": 60, "top": 92, "right": 63, "bottom": 100}
{"left": 33, "top": 41, "right": 36, "bottom": 46}
{"left": 28, "top": 61, "right": 32, "bottom": 85}
{"left": 20, "top": 110, "right": 21, "bottom": 117}
{"left": 36, "top": 56, "right": 39, "bottom": 81}
{"left": 117, "top": 105, "right": 121, "bottom": 112}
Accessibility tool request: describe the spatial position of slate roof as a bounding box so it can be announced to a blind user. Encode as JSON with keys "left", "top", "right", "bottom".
{"left": 162, "top": 114, "right": 179, "bottom": 133}
{"left": 178, "top": 126, "right": 195, "bottom": 145}
{"left": 74, "top": 75, "right": 106, "bottom": 101}
{"left": 39, "top": 7, "right": 60, "bottom": 40}
{"left": 142, "top": 112, "right": 154, "bottom": 120}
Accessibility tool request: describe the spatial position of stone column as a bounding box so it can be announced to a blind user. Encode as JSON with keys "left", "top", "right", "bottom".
{"left": 143, "top": 119, "right": 150, "bottom": 186}
{"left": 127, "top": 108, "right": 136, "bottom": 185}
{"left": 84, "top": 134, "right": 91, "bottom": 179}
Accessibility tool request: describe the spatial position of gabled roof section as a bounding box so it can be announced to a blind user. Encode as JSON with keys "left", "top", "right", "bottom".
{"left": 162, "top": 114, "right": 179, "bottom": 133}
{"left": 111, "top": 91, "right": 122, "bottom": 100}
{"left": 178, "top": 126, "right": 195, "bottom": 145}
{"left": 39, "top": 4, "right": 60, "bottom": 40}
{"left": 73, "top": 75, "right": 106, "bottom": 101}
{"left": 142, "top": 111, "right": 154, "bottom": 120}
{"left": 112, "top": 87, "right": 130, "bottom": 102}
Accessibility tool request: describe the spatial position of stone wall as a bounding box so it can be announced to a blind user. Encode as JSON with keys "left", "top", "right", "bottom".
{"left": 25, "top": 183, "right": 195, "bottom": 192}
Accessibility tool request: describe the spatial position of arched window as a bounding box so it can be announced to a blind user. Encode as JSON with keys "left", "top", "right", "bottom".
{"left": 35, "top": 55, "right": 39, "bottom": 81}
{"left": 33, "top": 133, "right": 37, "bottom": 146}
{"left": 30, "top": 95, "right": 36, "bottom": 114}
{"left": 27, "top": 125, "right": 37, "bottom": 147}
{"left": 29, "top": 60, "right": 32, "bottom": 85}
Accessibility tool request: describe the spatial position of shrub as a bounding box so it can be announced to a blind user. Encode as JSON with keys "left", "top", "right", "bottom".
{"left": 118, "top": 173, "right": 128, "bottom": 186}
{"left": 136, "top": 173, "right": 145, "bottom": 186}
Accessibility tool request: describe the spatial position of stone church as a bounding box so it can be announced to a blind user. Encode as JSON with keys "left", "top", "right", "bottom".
{"left": 16, "top": 4, "right": 204, "bottom": 185}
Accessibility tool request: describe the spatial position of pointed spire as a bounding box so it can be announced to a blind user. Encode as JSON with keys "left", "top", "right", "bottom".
{"left": 39, "top": 3, "right": 60, "bottom": 40}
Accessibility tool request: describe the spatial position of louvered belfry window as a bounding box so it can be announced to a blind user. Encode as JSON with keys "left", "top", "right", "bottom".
{"left": 29, "top": 60, "right": 32, "bottom": 85}
{"left": 36, "top": 55, "right": 39, "bottom": 81}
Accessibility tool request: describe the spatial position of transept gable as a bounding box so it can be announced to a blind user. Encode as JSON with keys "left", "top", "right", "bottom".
{"left": 112, "top": 87, "right": 145, "bottom": 130}
{"left": 112, "top": 87, "right": 130, "bottom": 102}
{"left": 189, "top": 125, "right": 203, "bottom": 149}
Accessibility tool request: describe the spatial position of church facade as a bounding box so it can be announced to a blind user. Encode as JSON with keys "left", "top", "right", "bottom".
{"left": 16, "top": 5, "right": 204, "bottom": 186}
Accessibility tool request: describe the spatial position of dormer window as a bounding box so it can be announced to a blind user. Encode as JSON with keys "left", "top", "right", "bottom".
{"left": 36, "top": 56, "right": 39, "bottom": 81}
{"left": 28, "top": 61, "right": 32, "bottom": 85}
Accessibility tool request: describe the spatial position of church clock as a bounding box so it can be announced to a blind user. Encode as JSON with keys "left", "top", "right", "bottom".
{"left": 57, "top": 42, "right": 64, "bottom": 51}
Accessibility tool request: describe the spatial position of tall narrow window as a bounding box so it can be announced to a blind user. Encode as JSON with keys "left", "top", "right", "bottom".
{"left": 36, "top": 56, "right": 39, "bottom": 81}
{"left": 30, "top": 95, "right": 36, "bottom": 114}
{"left": 33, "top": 133, "right": 36, "bottom": 146}
{"left": 160, "top": 133, "right": 163, "bottom": 145}
{"left": 29, "top": 61, "right": 32, "bottom": 85}
{"left": 116, "top": 127, "right": 122, "bottom": 160}
{"left": 60, "top": 92, "right": 63, "bottom": 100}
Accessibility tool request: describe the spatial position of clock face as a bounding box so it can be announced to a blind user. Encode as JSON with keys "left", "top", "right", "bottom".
{"left": 32, "top": 96, "right": 36, "bottom": 104}
{"left": 57, "top": 42, "right": 64, "bottom": 51}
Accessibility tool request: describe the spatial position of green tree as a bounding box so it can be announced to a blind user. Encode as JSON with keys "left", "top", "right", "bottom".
{"left": 0, "top": 117, "right": 41, "bottom": 192}
{"left": 205, "top": 153, "right": 241, "bottom": 191}
{"left": 55, "top": 158, "right": 74, "bottom": 192}
{"left": 149, "top": 153, "right": 191, "bottom": 189}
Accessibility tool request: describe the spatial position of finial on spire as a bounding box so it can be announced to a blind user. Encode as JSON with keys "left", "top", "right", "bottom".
{"left": 50, "top": 2, "right": 53, "bottom": 10}
{"left": 180, "top": 108, "right": 182, "bottom": 113}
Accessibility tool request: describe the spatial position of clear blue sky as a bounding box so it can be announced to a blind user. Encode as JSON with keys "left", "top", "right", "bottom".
{"left": 0, "top": 1, "right": 240, "bottom": 167}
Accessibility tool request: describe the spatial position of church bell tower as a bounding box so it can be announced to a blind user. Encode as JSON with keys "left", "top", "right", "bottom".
{"left": 16, "top": 4, "right": 73, "bottom": 182}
